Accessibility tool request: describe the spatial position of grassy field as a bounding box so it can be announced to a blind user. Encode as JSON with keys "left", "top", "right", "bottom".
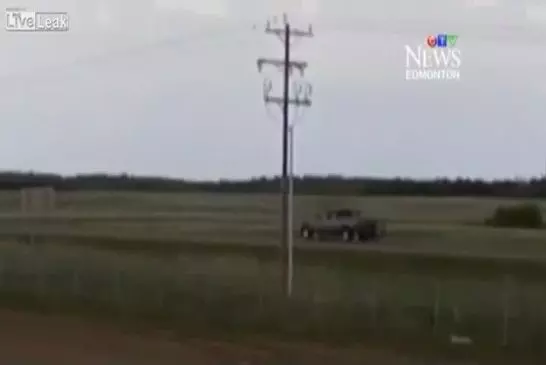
{"left": 0, "top": 191, "right": 546, "bottom": 259}
{"left": 0, "top": 190, "right": 545, "bottom": 360}
{"left": 0, "top": 239, "right": 544, "bottom": 360}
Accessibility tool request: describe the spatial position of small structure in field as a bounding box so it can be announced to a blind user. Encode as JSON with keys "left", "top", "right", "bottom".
{"left": 20, "top": 187, "right": 56, "bottom": 214}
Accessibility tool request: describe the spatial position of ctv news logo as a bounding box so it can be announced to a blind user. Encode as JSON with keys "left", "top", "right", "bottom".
{"left": 5, "top": 8, "right": 69, "bottom": 32}
{"left": 405, "top": 34, "right": 461, "bottom": 81}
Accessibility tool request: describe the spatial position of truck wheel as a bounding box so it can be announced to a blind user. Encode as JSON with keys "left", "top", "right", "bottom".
{"left": 300, "top": 227, "right": 311, "bottom": 239}
{"left": 352, "top": 231, "right": 361, "bottom": 242}
{"left": 374, "top": 223, "right": 386, "bottom": 240}
{"left": 341, "top": 229, "right": 353, "bottom": 242}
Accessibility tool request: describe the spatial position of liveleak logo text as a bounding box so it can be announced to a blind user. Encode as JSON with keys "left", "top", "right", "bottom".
{"left": 405, "top": 34, "right": 461, "bottom": 81}
{"left": 5, "top": 8, "right": 69, "bottom": 32}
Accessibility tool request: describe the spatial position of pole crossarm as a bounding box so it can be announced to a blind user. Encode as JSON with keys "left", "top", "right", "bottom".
{"left": 264, "top": 96, "right": 312, "bottom": 106}
{"left": 265, "top": 22, "right": 313, "bottom": 41}
{"left": 257, "top": 58, "right": 308, "bottom": 75}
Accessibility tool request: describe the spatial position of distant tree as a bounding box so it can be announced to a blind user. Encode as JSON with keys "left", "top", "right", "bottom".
{"left": 0, "top": 171, "right": 546, "bottom": 198}
{"left": 486, "top": 203, "right": 543, "bottom": 229}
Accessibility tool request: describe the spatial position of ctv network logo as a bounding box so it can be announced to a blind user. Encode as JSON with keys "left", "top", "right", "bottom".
{"left": 405, "top": 34, "right": 461, "bottom": 81}
{"left": 5, "top": 8, "right": 69, "bottom": 32}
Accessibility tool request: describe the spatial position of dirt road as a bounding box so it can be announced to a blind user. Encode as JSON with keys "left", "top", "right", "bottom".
{"left": 0, "top": 308, "right": 525, "bottom": 365}
{"left": 0, "top": 308, "right": 433, "bottom": 365}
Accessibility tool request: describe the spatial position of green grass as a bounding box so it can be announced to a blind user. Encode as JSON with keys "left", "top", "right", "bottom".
{"left": 3, "top": 190, "right": 546, "bottom": 218}
{"left": 0, "top": 239, "right": 544, "bottom": 359}
{"left": 0, "top": 191, "right": 546, "bottom": 359}
{"left": 1, "top": 215, "right": 546, "bottom": 260}
{"left": 0, "top": 191, "right": 545, "bottom": 258}
{"left": 1, "top": 191, "right": 546, "bottom": 284}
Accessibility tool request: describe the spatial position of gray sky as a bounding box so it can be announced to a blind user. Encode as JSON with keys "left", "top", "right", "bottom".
{"left": 1, "top": 0, "right": 546, "bottom": 180}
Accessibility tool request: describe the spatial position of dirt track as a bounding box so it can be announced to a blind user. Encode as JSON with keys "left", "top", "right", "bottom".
{"left": 1, "top": 308, "right": 536, "bottom": 365}
{"left": 0, "top": 309, "right": 452, "bottom": 365}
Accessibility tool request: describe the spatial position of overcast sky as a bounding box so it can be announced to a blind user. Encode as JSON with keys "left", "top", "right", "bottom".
{"left": 1, "top": 0, "right": 546, "bottom": 180}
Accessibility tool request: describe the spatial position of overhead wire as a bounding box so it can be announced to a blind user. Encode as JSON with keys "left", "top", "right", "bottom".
{"left": 0, "top": 21, "right": 263, "bottom": 82}
{"left": 4, "top": 12, "right": 544, "bottom": 88}
{"left": 5, "top": 12, "right": 543, "bottom": 83}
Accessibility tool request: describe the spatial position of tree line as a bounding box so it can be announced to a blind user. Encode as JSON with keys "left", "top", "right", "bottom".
{"left": 1, "top": 171, "right": 546, "bottom": 198}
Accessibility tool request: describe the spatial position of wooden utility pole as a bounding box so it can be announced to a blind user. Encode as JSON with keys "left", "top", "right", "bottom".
{"left": 257, "top": 15, "right": 313, "bottom": 297}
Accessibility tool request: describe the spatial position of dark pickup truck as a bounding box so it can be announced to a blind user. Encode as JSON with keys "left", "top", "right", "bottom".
{"left": 299, "top": 209, "right": 386, "bottom": 242}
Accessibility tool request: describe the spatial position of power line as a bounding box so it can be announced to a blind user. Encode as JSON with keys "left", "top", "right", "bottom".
{"left": 1, "top": 24, "right": 258, "bottom": 82}
{"left": 257, "top": 14, "right": 313, "bottom": 298}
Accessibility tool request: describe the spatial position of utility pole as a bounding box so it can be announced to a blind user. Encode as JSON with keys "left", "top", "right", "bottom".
{"left": 257, "top": 15, "right": 313, "bottom": 298}
{"left": 287, "top": 124, "right": 294, "bottom": 296}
